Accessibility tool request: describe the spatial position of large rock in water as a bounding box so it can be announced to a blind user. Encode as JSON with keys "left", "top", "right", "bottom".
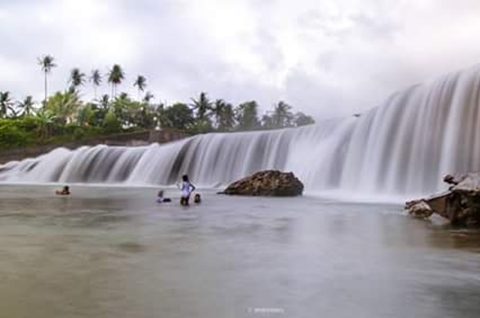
{"left": 222, "top": 170, "right": 304, "bottom": 196}
{"left": 405, "top": 172, "right": 480, "bottom": 227}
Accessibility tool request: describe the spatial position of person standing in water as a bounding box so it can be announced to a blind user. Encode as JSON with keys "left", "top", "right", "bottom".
{"left": 180, "top": 174, "right": 196, "bottom": 206}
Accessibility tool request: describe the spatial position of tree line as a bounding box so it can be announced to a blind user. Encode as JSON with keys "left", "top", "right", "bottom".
{"left": 0, "top": 55, "right": 315, "bottom": 149}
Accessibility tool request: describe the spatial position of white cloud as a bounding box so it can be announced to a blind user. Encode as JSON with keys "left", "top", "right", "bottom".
{"left": 0, "top": 0, "right": 479, "bottom": 118}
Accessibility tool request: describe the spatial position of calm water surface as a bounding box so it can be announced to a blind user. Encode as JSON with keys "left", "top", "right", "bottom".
{"left": 0, "top": 185, "right": 479, "bottom": 318}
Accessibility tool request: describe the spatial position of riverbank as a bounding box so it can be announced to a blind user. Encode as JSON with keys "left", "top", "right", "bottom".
{"left": 0, "top": 129, "right": 189, "bottom": 164}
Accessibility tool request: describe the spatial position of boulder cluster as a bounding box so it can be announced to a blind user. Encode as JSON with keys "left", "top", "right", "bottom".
{"left": 221, "top": 170, "right": 304, "bottom": 197}
{"left": 405, "top": 173, "right": 480, "bottom": 227}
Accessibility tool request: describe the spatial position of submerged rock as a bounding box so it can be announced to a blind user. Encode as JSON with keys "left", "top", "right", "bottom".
{"left": 222, "top": 170, "right": 304, "bottom": 197}
{"left": 406, "top": 172, "right": 480, "bottom": 227}
{"left": 405, "top": 200, "right": 433, "bottom": 219}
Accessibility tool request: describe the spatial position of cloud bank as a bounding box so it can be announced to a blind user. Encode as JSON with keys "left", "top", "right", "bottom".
{"left": 1, "top": 0, "right": 479, "bottom": 119}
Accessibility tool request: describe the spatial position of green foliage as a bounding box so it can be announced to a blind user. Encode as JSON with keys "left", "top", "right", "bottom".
{"left": 0, "top": 91, "right": 14, "bottom": 119}
{"left": 36, "top": 109, "right": 56, "bottom": 139}
{"left": 17, "top": 96, "right": 36, "bottom": 117}
{"left": 108, "top": 64, "right": 125, "bottom": 97}
{"left": 103, "top": 110, "right": 122, "bottom": 134}
{"left": 69, "top": 68, "right": 86, "bottom": 92}
{"left": 45, "top": 91, "right": 82, "bottom": 124}
{"left": 0, "top": 57, "right": 316, "bottom": 150}
{"left": 0, "top": 123, "right": 29, "bottom": 149}
{"left": 76, "top": 104, "right": 97, "bottom": 126}
{"left": 0, "top": 118, "right": 40, "bottom": 149}
{"left": 262, "top": 101, "right": 294, "bottom": 129}
{"left": 134, "top": 75, "right": 147, "bottom": 98}
{"left": 294, "top": 112, "right": 315, "bottom": 127}
{"left": 37, "top": 55, "right": 56, "bottom": 73}
{"left": 159, "top": 103, "right": 195, "bottom": 131}
{"left": 235, "top": 101, "right": 260, "bottom": 131}
{"left": 211, "top": 99, "right": 235, "bottom": 131}
{"left": 191, "top": 92, "right": 212, "bottom": 122}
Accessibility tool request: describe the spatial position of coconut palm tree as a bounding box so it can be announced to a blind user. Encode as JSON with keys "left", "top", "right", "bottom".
{"left": 69, "top": 68, "right": 86, "bottom": 92}
{"left": 99, "top": 94, "right": 110, "bottom": 110}
{"left": 191, "top": 92, "right": 212, "bottom": 121}
{"left": 212, "top": 99, "right": 235, "bottom": 131}
{"left": 143, "top": 91, "right": 154, "bottom": 103}
{"left": 17, "top": 96, "right": 36, "bottom": 117}
{"left": 271, "top": 101, "right": 294, "bottom": 128}
{"left": 212, "top": 99, "right": 226, "bottom": 129}
{"left": 107, "top": 64, "right": 125, "bottom": 98}
{"left": 90, "top": 69, "right": 102, "bottom": 100}
{"left": 133, "top": 75, "right": 147, "bottom": 100}
{"left": 37, "top": 55, "right": 57, "bottom": 104}
{"left": 0, "top": 91, "right": 14, "bottom": 119}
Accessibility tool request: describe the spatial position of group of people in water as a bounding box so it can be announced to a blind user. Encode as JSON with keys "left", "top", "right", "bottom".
{"left": 55, "top": 174, "right": 201, "bottom": 206}
{"left": 157, "top": 174, "right": 201, "bottom": 205}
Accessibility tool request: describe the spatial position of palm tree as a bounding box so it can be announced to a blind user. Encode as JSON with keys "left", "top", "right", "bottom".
{"left": 17, "top": 96, "right": 36, "bottom": 117}
{"left": 212, "top": 99, "right": 226, "bottom": 129}
{"left": 0, "top": 91, "right": 14, "bottom": 119}
{"left": 45, "top": 91, "right": 81, "bottom": 124}
{"left": 133, "top": 75, "right": 147, "bottom": 100}
{"left": 69, "top": 68, "right": 86, "bottom": 92}
{"left": 212, "top": 100, "right": 235, "bottom": 131}
{"left": 99, "top": 94, "right": 110, "bottom": 110}
{"left": 143, "top": 91, "right": 154, "bottom": 103}
{"left": 107, "top": 64, "right": 125, "bottom": 98}
{"left": 191, "top": 92, "right": 212, "bottom": 121}
{"left": 90, "top": 69, "right": 102, "bottom": 100}
{"left": 37, "top": 55, "right": 57, "bottom": 104}
{"left": 272, "top": 101, "right": 293, "bottom": 128}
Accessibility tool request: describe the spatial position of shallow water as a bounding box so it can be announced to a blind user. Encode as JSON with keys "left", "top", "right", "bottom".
{"left": 0, "top": 185, "right": 479, "bottom": 318}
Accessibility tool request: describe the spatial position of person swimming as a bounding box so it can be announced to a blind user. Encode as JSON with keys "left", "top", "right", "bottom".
{"left": 55, "top": 185, "right": 70, "bottom": 195}
{"left": 156, "top": 190, "right": 171, "bottom": 203}
{"left": 194, "top": 193, "right": 201, "bottom": 204}
{"left": 180, "top": 174, "right": 196, "bottom": 206}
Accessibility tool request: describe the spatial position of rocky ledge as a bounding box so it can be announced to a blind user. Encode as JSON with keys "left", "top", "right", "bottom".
{"left": 405, "top": 172, "right": 480, "bottom": 227}
{"left": 221, "top": 170, "right": 304, "bottom": 197}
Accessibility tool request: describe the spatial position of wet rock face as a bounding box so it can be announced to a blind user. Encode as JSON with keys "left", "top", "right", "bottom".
{"left": 222, "top": 170, "right": 304, "bottom": 197}
{"left": 405, "top": 200, "right": 433, "bottom": 219}
{"left": 406, "top": 172, "right": 480, "bottom": 227}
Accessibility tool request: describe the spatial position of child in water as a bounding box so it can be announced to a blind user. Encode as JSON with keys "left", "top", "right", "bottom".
{"left": 180, "top": 174, "right": 196, "bottom": 206}
{"left": 157, "top": 190, "right": 171, "bottom": 203}
{"left": 194, "top": 193, "right": 201, "bottom": 204}
{"left": 55, "top": 185, "right": 70, "bottom": 195}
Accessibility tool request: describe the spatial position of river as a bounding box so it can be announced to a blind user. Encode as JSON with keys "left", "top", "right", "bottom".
{"left": 0, "top": 185, "right": 479, "bottom": 318}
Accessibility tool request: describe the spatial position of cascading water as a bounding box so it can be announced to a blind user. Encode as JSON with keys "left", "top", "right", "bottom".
{"left": 1, "top": 65, "right": 480, "bottom": 197}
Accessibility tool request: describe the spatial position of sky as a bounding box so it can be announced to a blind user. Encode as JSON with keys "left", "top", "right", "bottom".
{"left": 0, "top": 0, "right": 480, "bottom": 119}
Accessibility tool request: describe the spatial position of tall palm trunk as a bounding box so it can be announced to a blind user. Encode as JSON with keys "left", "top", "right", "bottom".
{"left": 44, "top": 71, "right": 48, "bottom": 106}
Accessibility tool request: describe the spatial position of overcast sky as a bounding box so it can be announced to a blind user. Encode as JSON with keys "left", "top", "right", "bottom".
{"left": 1, "top": 0, "right": 479, "bottom": 119}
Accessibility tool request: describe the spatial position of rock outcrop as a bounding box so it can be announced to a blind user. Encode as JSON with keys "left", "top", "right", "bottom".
{"left": 405, "top": 172, "right": 480, "bottom": 227}
{"left": 221, "top": 170, "right": 304, "bottom": 197}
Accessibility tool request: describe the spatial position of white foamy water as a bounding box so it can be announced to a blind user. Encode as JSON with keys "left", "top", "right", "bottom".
{"left": 2, "top": 65, "right": 480, "bottom": 198}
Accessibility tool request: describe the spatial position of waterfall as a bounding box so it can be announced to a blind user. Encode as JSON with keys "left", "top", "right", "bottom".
{"left": 1, "top": 65, "right": 480, "bottom": 197}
